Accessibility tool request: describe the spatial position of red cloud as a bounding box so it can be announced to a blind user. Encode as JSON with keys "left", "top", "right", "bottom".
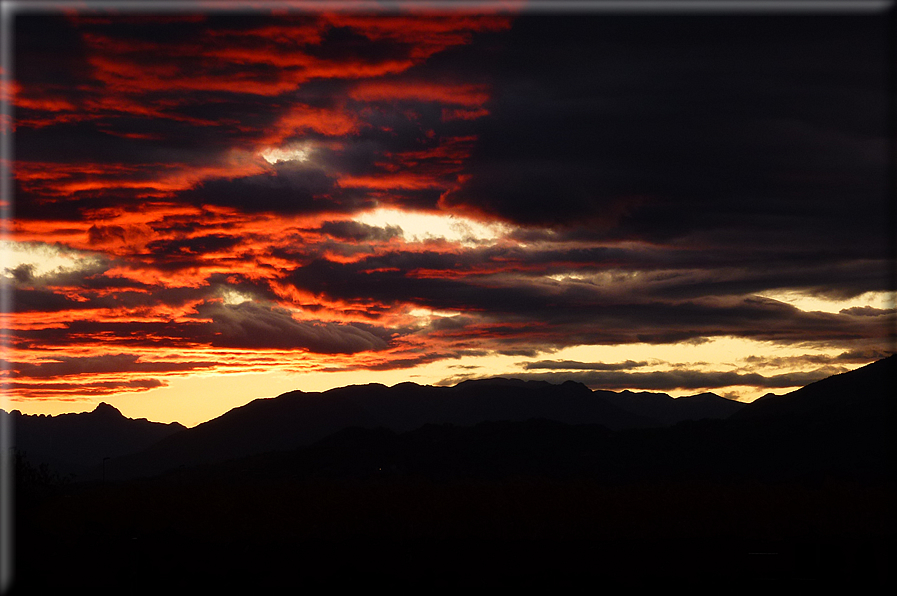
{"left": 8, "top": 11, "right": 527, "bottom": 401}
{"left": 261, "top": 104, "right": 360, "bottom": 146}
{"left": 350, "top": 81, "right": 490, "bottom": 106}
{"left": 442, "top": 107, "right": 490, "bottom": 121}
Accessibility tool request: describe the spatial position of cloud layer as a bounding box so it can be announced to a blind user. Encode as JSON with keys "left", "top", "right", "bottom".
{"left": 4, "top": 8, "right": 893, "bottom": 401}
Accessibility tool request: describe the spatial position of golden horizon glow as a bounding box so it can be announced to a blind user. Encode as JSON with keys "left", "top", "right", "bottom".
{"left": 2, "top": 336, "right": 874, "bottom": 427}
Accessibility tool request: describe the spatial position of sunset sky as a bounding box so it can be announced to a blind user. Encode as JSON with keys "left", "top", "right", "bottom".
{"left": 1, "top": 1, "right": 894, "bottom": 427}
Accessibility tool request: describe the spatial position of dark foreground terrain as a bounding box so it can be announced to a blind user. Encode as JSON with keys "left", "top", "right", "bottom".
{"left": 14, "top": 464, "right": 896, "bottom": 592}
{"left": 9, "top": 357, "right": 897, "bottom": 592}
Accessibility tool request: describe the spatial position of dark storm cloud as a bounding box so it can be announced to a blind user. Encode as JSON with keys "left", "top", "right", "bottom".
{"left": 9, "top": 286, "right": 202, "bottom": 313}
{"left": 13, "top": 183, "right": 137, "bottom": 223}
{"left": 14, "top": 119, "right": 238, "bottom": 166}
{"left": 145, "top": 234, "right": 243, "bottom": 257}
{"left": 288, "top": 256, "right": 532, "bottom": 312}
{"left": 7, "top": 264, "right": 36, "bottom": 284}
{"left": 839, "top": 306, "right": 896, "bottom": 317}
{"left": 6, "top": 354, "right": 216, "bottom": 379}
{"left": 7, "top": 321, "right": 209, "bottom": 351}
{"left": 9, "top": 289, "right": 88, "bottom": 313}
{"left": 319, "top": 220, "right": 403, "bottom": 242}
{"left": 14, "top": 15, "right": 91, "bottom": 84}
{"left": 426, "top": 314, "right": 479, "bottom": 332}
{"left": 440, "top": 15, "right": 889, "bottom": 257}
{"left": 179, "top": 164, "right": 355, "bottom": 215}
{"left": 287, "top": 255, "right": 890, "bottom": 347}
{"left": 4, "top": 258, "right": 211, "bottom": 313}
{"left": 637, "top": 260, "right": 892, "bottom": 301}
{"left": 287, "top": 234, "right": 888, "bottom": 309}
{"left": 192, "top": 301, "right": 388, "bottom": 353}
{"left": 8, "top": 301, "right": 392, "bottom": 355}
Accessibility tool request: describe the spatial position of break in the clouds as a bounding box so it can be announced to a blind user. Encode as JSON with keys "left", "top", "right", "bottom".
{"left": 4, "top": 5, "right": 894, "bottom": 405}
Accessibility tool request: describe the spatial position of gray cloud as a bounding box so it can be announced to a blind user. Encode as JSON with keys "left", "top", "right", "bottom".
{"left": 471, "top": 367, "right": 849, "bottom": 392}
{"left": 319, "top": 220, "right": 403, "bottom": 243}
{"left": 742, "top": 348, "right": 895, "bottom": 370}
{"left": 193, "top": 301, "right": 389, "bottom": 354}
{"left": 523, "top": 360, "right": 650, "bottom": 371}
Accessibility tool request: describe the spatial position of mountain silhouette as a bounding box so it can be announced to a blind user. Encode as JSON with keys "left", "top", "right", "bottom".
{"left": 597, "top": 389, "right": 744, "bottom": 426}
{"left": 11, "top": 357, "right": 895, "bottom": 591}
{"left": 100, "top": 378, "right": 658, "bottom": 480}
{"left": 1, "top": 402, "right": 185, "bottom": 479}
{"left": 731, "top": 354, "right": 893, "bottom": 425}
{"left": 162, "top": 356, "right": 894, "bottom": 485}
{"left": 724, "top": 354, "right": 896, "bottom": 482}
{"left": 96, "top": 377, "right": 749, "bottom": 481}
{"left": 7, "top": 358, "right": 892, "bottom": 484}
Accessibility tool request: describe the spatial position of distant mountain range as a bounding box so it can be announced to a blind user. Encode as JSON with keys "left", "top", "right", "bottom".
{"left": 9, "top": 357, "right": 895, "bottom": 591}
{"left": 2, "top": 403, "right": 184, "bottom": 478}
{"left": 233, "top": 356, "right": 893, "bottom": 486}
{"left": 4, "top": 356, "right": 893, "bottom": 484}
{"left": 5, "top": 376, "right": 744, "bottom": 480}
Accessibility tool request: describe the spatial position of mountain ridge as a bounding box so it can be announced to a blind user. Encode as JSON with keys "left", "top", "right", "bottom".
{"left": 2, "top": 402, "right": 185, "bottom": 477}
{"left": 8, "top": 357, "right": 893, "bottom": 483}
{"left": 11, "top": 357, "right": 895, "bottom": 593}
